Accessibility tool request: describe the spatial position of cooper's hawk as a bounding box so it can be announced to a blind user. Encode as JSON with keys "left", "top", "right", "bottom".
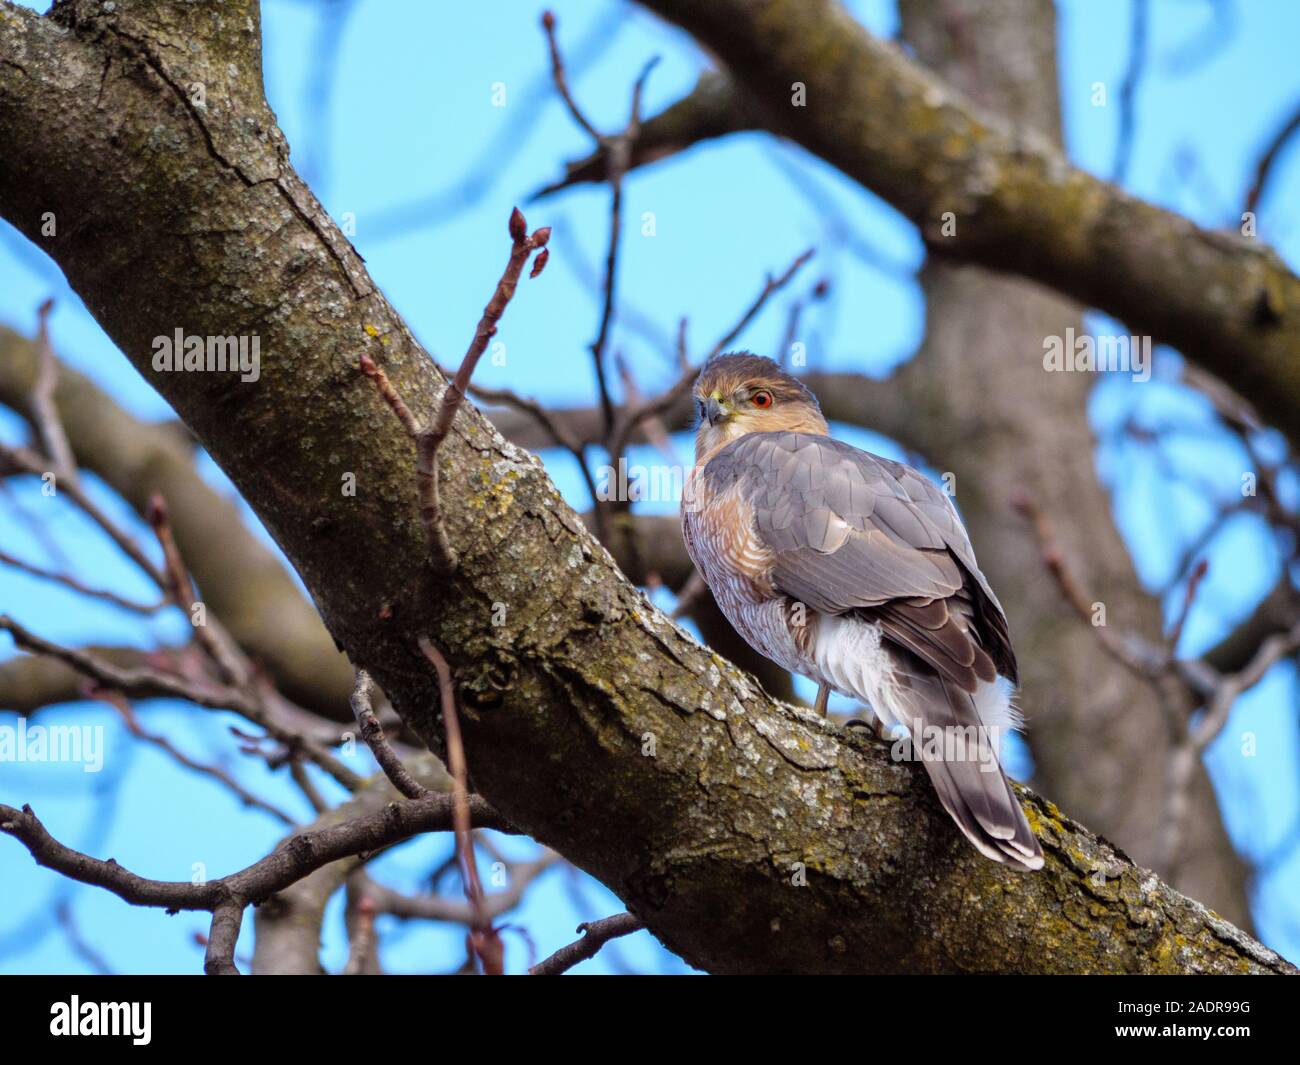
{"left": 681, "top": 353, "right": 1042, "bottom": 870}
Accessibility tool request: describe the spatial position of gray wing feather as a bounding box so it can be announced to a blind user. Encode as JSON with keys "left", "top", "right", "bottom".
{"left": 704, "top": 431, "right": 1016, "bottom": 684}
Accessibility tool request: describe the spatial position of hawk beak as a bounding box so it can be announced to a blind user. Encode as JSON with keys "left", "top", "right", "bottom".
{"left": 705, "top": 395, "right": 727, "bottom": 426}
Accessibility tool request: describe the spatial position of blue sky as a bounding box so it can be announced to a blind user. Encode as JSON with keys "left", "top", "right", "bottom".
{"left": 1, "top": 0, "right": 1298, "bottom": 972}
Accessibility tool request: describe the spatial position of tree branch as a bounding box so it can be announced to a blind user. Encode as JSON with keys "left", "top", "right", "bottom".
{"left": 634, "top": 0, "right": 1300, "bottom": 449}
{"left": 0, "top": 0, "right": 1290, "bottom": 973}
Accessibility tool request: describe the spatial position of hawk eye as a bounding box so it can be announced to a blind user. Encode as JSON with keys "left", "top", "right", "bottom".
{"left": 751, "top": 390, "right": 774, "bottom": 409}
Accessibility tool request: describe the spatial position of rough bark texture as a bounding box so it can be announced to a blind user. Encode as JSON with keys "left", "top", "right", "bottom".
{"left": 638, "top": 0, "right": 1300, "bottom": 451}
{"left": 0, "top": 0, "right": 1289, "bottom": 973}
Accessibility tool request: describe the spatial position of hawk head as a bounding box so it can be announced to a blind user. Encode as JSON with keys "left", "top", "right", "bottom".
{"left": 692, "top": 352, "right": 828, "bottom": 461}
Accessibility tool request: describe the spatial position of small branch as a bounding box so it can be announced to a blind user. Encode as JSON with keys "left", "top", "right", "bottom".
{"left": 0, "top": 614, "right": 362, "bottom": 791}
{"left": 1161, "top": 620, "right": 1300, "bottom": 874}
{"left": 1111, "top": 0, "right": 1149, "bottom": 184}
{"left": 1011, "top": 491, "right": 1164, "bottom": 679}
{"left": 541, "top": 10, "right": 603, "bottom": 142}
{"left": 707, "top": 247, "right": 816, "bottom": 360}
{"left": 55, "top": 900, "right": 114, "bottom": 975}
{"left": 360, "top": 207, "right": 549, "bottom": 573}
{"left": 460, "top": 377, "right": 603, "bottom": 506}
{"left": 289, "top": 759, "right": 329, "bottom": 815}
{"left": 0, "top": 792, "right": 515, "bottom": 974}
{"left": 529, "top": 912, "right": 644, "bottom": 975}
{"left": 0, "top": 443, "right": 165, "bottom": 589}
{"left": 30, "top": 298, "right": 77, "bottom": 482}
{"left": 96, "top": 689, "right": 296, "bottom": 826}
{"left": 1166, "top": 557, "right": 1209, "bottom": 652}
{"left": 542, "top": 11, "right": 659, "bottom": 451}
{"left": 419, "top": 635, "right": 505, "bottom": 975}
{"left": 532, "top": 70, "right": 752, "bottom": 200}
{"left": 350, "top": 668, "right": 430, "bottom": 800}
{"left": 1244, "top": 99, "right": 1300, "bottom": 216}
{"left": 0, "top": 548, "right": 164, "bottom": 614}
{"left": 147, "top": 492, "right": 248, "bottom": 686}
{"left": 204, "top": 898, "right": 245, "bottom": 976}
{"left": 361, "top": 849, "right": 560, "bottom": 926}
{"left": 343, "top": 895, "right": 377, "bottom": 976}
{"left": 610, "top": 248, "right": 814, "bottom": 460}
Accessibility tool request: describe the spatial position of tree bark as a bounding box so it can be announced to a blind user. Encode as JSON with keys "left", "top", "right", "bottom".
{"left": 0, "top": 0, "right": 1286, "bottom": 972}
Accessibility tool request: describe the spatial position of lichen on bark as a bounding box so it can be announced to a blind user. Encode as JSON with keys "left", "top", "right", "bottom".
{"left": 0, "top": 0, "right": 1292, "bottom": 973}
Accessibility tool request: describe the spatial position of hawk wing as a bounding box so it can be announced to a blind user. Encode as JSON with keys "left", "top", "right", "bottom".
{"left": 701, "top": 430, "right": 1017, "bottom": 692}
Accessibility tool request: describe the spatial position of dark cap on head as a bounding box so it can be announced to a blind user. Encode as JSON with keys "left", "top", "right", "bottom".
{"left": 693, "top": 351, "right": 821, "bottom": 411}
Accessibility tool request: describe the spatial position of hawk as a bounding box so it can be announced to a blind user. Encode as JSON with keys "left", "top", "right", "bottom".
{"left": 681, "top": 353, "right": 1042, "bottom": 870}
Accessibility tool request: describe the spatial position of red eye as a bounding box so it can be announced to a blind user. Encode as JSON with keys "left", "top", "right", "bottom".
{"left": 751, "top": 390, "right": 773, "bottom": 409}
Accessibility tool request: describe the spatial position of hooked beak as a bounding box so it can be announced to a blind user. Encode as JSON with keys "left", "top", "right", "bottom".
{"left": 704, "top": 394, "right": 728, "bottom": 426}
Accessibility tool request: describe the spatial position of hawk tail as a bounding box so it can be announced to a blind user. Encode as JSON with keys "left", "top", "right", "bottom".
{"left": 812, "top": 615, "right": 1043, "bottom": 870}
{"left": 893, "top": 663, "right": 1043, "bottom": 871}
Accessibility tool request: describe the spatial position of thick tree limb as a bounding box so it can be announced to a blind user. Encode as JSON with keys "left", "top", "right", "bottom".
{"left": 634, "top": 0, "right": 1300, "bottom": 449}
{"left": 0, "top": 0, "right": 1290, "bottom": 973}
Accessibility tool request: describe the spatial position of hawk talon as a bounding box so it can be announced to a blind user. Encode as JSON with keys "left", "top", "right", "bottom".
{"left": 813, "top": 682, "right": 830, "bottom": 717}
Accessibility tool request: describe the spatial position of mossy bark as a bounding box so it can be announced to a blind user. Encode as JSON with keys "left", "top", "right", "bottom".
{"left": 0, "top": 0, "right": 1291, "bottom": 973}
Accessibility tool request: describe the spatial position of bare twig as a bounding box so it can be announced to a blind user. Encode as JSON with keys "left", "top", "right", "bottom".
{"left": 204, "top": 898, "right": 244, "bottom": 976}
{"left": 55, "top": 900, "right": 114, "bottom": 975}
{"left": 0, "top": 443, "right": 165, "bottom": 589}
{"left": 541, "top": 9, "right": 662, "bottom": 503}
{"left": 289, "top": 759, "right": 329, "bottom": 815}
{"left": 147, "top": 493, "right": 248, "bottom": 686}
{"left": 1161, "top": 620, "right": 1300, "bottom": 873}
{"left": 95, "top": 689, "right": 296, "bottom": 826}
{"left": 1244, "top": 99, "right": 1300, "bottom": 216}
{"left": 360, "top": 849, "right": 560, "bottom": 926}
{"left": 418, "top": 635, "right": 505, "bottom": 975}
{"left": 610, "top": 248, "right": 815, "bottom": 460}
{"left": 1112, "top": 0, "right": 1149, "bottom": 184}
{"left": 30, "top": 298, "right": 77, "bottom": 482}
{"left": 462, "top": 377, "right": 603, "bottom": 505}
{"left": 0, "top": 548, "right": 163, "bottom": 614}
{"left": 361, "top": 208, "right": 549, "bottom": 573}
{"left": 541, "top": 10, "right": 602, "bottom": 142}
{"left": 529, "top": 912, "right": 644, "bottom": 975}
{"left": 0, "top": 794, "right": 514, "bottom": 974}
{"left": 1011, "top": 491, "right": 1164, "bottom": 679}
{"left": 1166, "top": 558, "right": 1209, "bottom": 652}
{"left": 0, "top": 614, "right": 362, "bottom": 791}
{"left": 343, "top": 894, "right": 377, "bottom": 976}
{"left": 350, "top": 668, "right": 430, "bottom": 800}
